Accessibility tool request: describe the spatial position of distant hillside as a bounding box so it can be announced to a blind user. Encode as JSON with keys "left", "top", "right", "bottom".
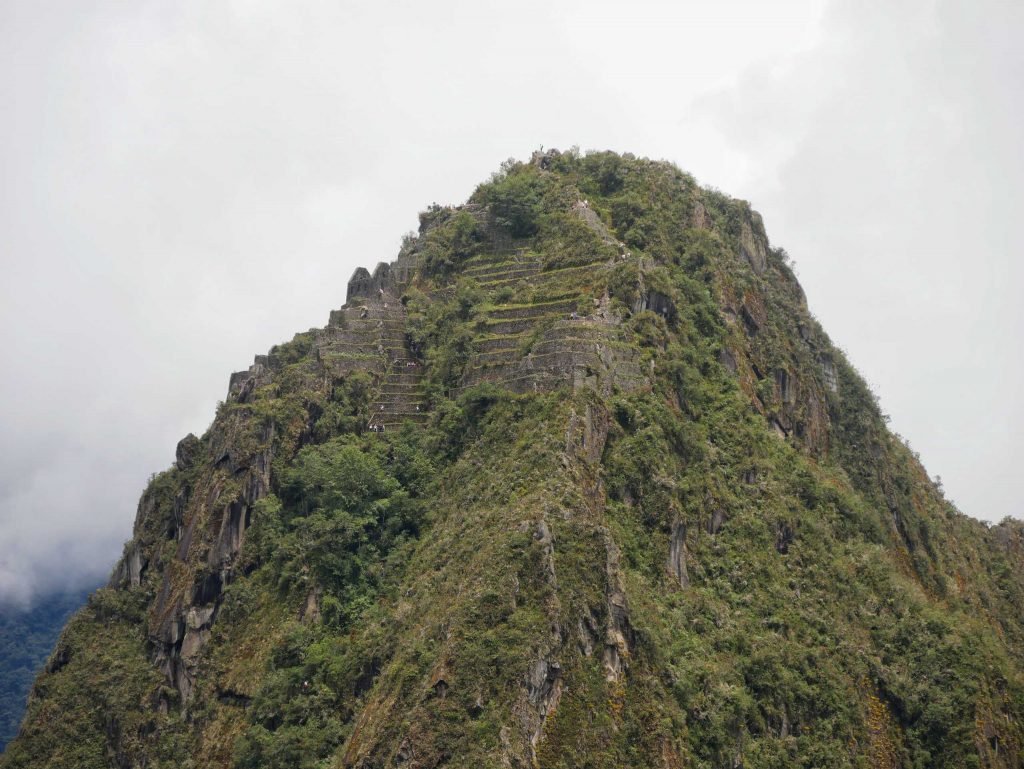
{"left": 0, "top": 588, "right": 93, "bottom": 751}
{"left": 3, "top": 150, "right": 1022, "bottom": 768}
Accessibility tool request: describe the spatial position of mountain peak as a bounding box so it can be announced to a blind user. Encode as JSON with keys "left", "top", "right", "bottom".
{"left": 5, "top": 150, "right": 1023, "bottom": 769}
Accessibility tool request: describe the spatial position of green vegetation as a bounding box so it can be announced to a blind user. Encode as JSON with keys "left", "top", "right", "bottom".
{"left": 476, "top": 161, "right": 548, "bottom": 237}
{"left": 1, "top": 588, "right": 184, "bottom": 768}
{"left": 420, "top": 209, "right": 483, "bottom": 276}
{"left": 233, "top": 435, "right": 427, "bottom": 768}
{"left": 4, "top": 150, "right": 1023, "bottom": 769}
{"left": 0, "top": 588, "right": 93, "bottom": 751}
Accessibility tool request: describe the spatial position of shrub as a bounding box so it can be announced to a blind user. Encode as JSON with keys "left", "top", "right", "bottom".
{"left": 421, "top": 210, "right": 482, "bottom": 275}
{"left": 480, "top": 168, "right": 546, "bottom": 237}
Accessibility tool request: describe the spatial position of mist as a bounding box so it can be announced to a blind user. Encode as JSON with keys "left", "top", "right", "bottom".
{"left": 1, "top": 0, "right": 1020, "bottom": 606}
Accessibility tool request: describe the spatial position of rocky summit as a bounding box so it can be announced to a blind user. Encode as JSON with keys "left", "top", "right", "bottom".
{"left": 3, "top": 150, "right": 1022, "bottom": 769}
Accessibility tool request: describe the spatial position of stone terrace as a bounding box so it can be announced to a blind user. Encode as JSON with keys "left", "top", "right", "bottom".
{"left": 227, "top": 204, "right": 650, "bottom": 430}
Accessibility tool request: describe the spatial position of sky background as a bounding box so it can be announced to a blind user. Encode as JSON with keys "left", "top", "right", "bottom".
{"left": 1, "top": 0, "right": 1021, "bottom": 606}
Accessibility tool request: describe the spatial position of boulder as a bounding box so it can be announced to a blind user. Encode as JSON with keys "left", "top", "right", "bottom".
{"left": 175, "top": 433, "right": 201, "bottom": 471}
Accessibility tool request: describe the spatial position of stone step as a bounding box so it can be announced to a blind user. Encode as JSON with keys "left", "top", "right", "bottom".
{"left": 486, "top": 298, "right": 579, "bottom": 321}
{"left": 461, "top": 249, "right": 531, "bottom": 269}
{"left": 326, "top": 328, "right": 406, "bottom": 342}
{"left": 463, "top": 254, "right": 537, "bottom": 270}
{"left": 470, "top": 327, "right": 612, "bottom": 361}
{"left": 464, "top": 265, "right": 541, "bottom": 282}
{"left": 478, "top": 261, "right": 610, "bottom": 290}
{"left": 532, "top": 327, "right": 620, "bottom": 346}
{"left": 470, "top": 272, "right": 539, "bottom": 288}
{"left": 459, "top": 369, "right": 566, "bottom": 393}
{"left": 319, "top": 338, "right": 405, "bottom": 350}
{"left": 372, "top": 415, "right": 425, "bottom": 423}
{"left": 370, "top": 396, "right": 426, "bottom": 406}
{"left": 465, "top": 348, "right": 602, "bottom": 376}
{"left": 382, "top": 372, "right": 425, "bottom": 385}
{"left": 377, "top": 410, "right": 425, "bottom": 420}
{"left": 473, "top": 348, "right": 526, "bottom": 365}
{"left": 372, "top": 406, "right": 426, "bottom": 415}
{"left": 321, "top": 357, "right": 387, "bottom": 376}
{"left": 338, "top": 313, "right": 407, "bottom": 326}
{"left": 370, "top": 409, "right": 426, "bottom": 420}
{"left": 318, "top": 350, "right": 382, "bottom": 362}
{"left": 372, "top": 409, "right": 430, "bottom": 418}
{"left": 475, "top": 334, "right": 529, "bottom": 352}
{"left": 476, "top": 274, "right": 560, "bottom": 291}
{"left": 479, "top": 314, "right": 563, "bottom": 336}
{"left": 373, "top": 392, "right": 425, "bottom": 402}
{"left": 337, "top": 305, "right": 405, "bottom": 317}
{"left": 367, "top": 417, "right": 429, "bottom": 432}
{"left": 462, "top": 251, "right": 534, "bottom": 266}
{"left": 319, "top": 324, "right": 383, "bottom": 336}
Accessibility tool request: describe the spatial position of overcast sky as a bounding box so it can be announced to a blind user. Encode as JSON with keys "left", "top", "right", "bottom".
{"left": 1, "top": 0, "right": 1020, "bottom": 606}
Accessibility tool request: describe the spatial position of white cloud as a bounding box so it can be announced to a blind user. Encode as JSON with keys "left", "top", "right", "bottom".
{"left": 0, "top": 0, "right": 1019, "bottom": 604}
{"left": 684, "top": 0, "right": 1024, "bottom": 521}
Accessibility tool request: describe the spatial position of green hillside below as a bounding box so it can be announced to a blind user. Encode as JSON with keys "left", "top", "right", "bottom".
{"left": 0, "top": 588, "right": 93, "bottom": 752}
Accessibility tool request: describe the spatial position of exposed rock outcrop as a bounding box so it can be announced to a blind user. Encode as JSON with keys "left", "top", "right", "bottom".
{"left": 668, "top": 519, "right": 689, "bottom": 587}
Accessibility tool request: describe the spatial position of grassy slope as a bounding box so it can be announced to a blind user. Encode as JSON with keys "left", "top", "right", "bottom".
{"left": 0, "top": 588, "right": 94, "bottom": 752}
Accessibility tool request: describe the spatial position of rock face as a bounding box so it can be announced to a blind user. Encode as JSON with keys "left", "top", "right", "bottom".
{"left": 5, "top": 150, "right": 1024, "bottom": 769}
{"left": 174, "top": 433, "right": 201, "bottom": 470}
{"left": 667, "top": 520, "right": 688, "bottom": 587}
{"left": 739, "top": 211, "right": 769, "bottom": 275}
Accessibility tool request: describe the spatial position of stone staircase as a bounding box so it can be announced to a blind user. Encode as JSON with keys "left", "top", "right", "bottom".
{"left": 313, "top": 296, "right": 429, "bottom": 432}
{"left": 471, "top": 297, "right": 581, "bottom": 366}
{"left": 462, "top": 250, "right": 542, "bottom": 285}
{"left": 367, "top": 359, "right": 427, "bottom": 431}
{"left": 228, "top": 228, "right": 636, "bottom": 425}
{"left": 478, "top": 258, "right": 614, "bottom": 298}
{"left": 314, "top": 302, "right": 408, "bottom": 377}
{"left": 461, "top": 317, "right": 645, "bottom": 395}
{"left": 449, "top": 250, "right": 628, "bottom": 393}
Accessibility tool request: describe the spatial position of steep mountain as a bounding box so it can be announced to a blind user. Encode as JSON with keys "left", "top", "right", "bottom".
{"left": 0, "top": 588, "right": 94, "bottom": 751}
{"left": 3, "top": 149, "right": 1022, "bottom": 769}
